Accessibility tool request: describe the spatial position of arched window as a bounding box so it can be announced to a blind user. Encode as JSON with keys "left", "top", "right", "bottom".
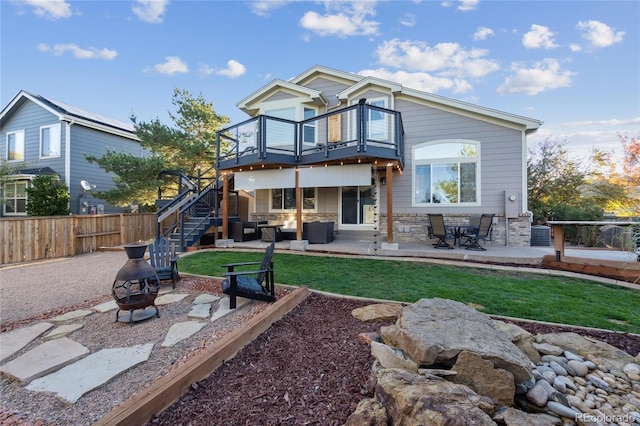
{"left": 412, "top": 140, "right": 479, "bottom": 206}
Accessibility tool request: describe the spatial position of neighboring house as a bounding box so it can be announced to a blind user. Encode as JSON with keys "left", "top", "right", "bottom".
{"left": 216, "top": 65, "right": 543, "bottom": 247}
{"left": 0, "top": 90, "right": 143, "bottom": 216}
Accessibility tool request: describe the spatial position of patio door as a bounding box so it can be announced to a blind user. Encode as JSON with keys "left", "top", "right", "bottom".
{"left": 341, "top": 185, "right": 376, "bottom": 227}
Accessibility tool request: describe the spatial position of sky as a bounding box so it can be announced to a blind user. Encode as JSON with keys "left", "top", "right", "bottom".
{"left": 1, "top": 0, "right": 639, "bottom": 165}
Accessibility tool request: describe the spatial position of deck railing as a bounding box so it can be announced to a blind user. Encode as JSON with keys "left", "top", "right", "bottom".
{"left": 217, "top": 103, "right": 404, "bottom": 168}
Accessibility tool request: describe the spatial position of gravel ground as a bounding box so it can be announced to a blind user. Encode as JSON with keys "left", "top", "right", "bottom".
{"left": 1, "top": 251, "right": 129, "bottom": 326}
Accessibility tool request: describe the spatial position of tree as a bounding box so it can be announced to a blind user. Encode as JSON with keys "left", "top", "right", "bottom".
{"left": 527, "top": 137, "right": 597, "bottom": 224}
{"left": 85, "top": 89, "right": 230, "bottom": 210}
{"left": 25, "top": 174, "right": 70, "bottom": 216}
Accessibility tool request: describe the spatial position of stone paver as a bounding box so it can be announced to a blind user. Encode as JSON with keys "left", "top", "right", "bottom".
{"left": 193, "top": 294, "right": 220, "bottom": 304}
{"left": 188, "top": 303, "right": 211, "bottom": 319}
{"left": 161, "top": 322, "right": 206, "bottom": 347}
{"left": 43, "top": 324, "right": 84, "bottom": 340}
{"left": 155, "top": 293, "right": 189, "bottom": 305}
{"left": 210, "top": 297, "right": 252, "bottom": 322}
{"left": 0, "top": 337, "right": 89, "bottom": 383}
{"left": 92, "top": 300, "right": 118, "bottom": 313}
{"left": 0, "top": 322, "right": 53, "bottom": 362}
{"left": 26, "top": 343, "right": 154, "bottom": 403}
{"left": 49, "top": 309, "right": 93, "bottom": 323}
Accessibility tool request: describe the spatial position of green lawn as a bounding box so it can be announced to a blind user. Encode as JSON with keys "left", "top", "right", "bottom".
{"left": 178, "top": 250, "right": 640, "bottom": 334}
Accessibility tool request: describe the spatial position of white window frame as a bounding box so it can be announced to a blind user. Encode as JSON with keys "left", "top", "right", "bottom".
{"left": 6, "top": 130, "right": 25, "bottom": 162}
{"left": 39, "top": 123, "right": 61, "bottom": 158}
{"left": 269, "top": 187, "right": 318, "bottom": 212}
{"left": 261, "top": 100, "right": 318, "bottom": 149}
{"left": 412, "top": 140, "right": 481, "bottom": 207}
{"left": 2, "top": 177, "right": 30, "bottom": 216}
{"left": 367, "top": 97, "right": 389, "bottom": 141}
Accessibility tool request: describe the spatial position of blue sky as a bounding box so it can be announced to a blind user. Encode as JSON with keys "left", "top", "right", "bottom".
{"left": 2, "top": 0, "right": 638, "bottom": 163}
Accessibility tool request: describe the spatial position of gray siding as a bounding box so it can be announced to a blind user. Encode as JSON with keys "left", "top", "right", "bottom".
{"left": 69, "top": 125, "right": 142, "bottom": 214}
{"left": 0, "top": 101, "right": 66, "bottom": 175}
{"left": 381, "top": 98, "right": 524, "bottom": 216}
{"left": 304, "top": 77, "right": 350, "bottom": 112}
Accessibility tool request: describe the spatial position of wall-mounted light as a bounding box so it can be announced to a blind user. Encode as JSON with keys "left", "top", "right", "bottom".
{"left": 508, "top": 195, "right": 517, "bottom": 201}
{"left": 380, "top": 177, "right": 387, "bottom": 185}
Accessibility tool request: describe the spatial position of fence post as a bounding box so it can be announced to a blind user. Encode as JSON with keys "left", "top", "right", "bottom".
{"left": 120, "top": 214, "right": 126, "bottom": 245}
{"left": 72, "top": 216, "right": 78, "bottom": 255}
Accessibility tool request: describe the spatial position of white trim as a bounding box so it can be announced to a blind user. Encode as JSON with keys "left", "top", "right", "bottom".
{"left": 38, "top": 123, "right": 61, "bottom": 159}
{"left": 411, "top": 139, "right": 481, "bottom": 207}
{"left": 5, "top": 129, "right": 25, "bottom": 162}
{"left": 65, "top": 121, "right": 72, "bottom": 189}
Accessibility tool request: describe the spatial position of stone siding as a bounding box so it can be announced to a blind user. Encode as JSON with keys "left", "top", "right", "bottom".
{"left": 378, "top": 214, "right": 532, "bottom": 247}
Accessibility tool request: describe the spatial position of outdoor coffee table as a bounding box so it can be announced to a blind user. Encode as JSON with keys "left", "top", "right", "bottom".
{"left": 258, "top": 224, "right": 283, "bottom": 242}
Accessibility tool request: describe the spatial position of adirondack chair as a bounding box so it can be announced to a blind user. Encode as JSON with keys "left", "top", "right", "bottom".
{"left": 427, "top": 214, "right": 454, "bottom": 249}
{"left": 460, "top": 214, "right": 494, "bottom": 251}
{"left": 221, "top": 242, "right": 276, "bottom": 309}
{"left": 148, "top": 238, "right": 180, "bottom": 288}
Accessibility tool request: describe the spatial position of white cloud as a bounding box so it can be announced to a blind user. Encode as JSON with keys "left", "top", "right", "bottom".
{"left": 154, "top": 56, "right": 188, "bottom": 75}
{"left": 300, "top": 1, "right": 379, "bottom": 37}
{"left": 132, "top": 0, "right": 169, "bottom": 24}
{"left": 37, "top": 43, "right": 117, "bottom": 60}
{"left": 399, "top": 13, "right": 416, "bottom": 27}
{"left": 215, "top": 60, "right": 246, "bottom": 78}
{"left": 250, "top": 0, "right": 293, "bottom": 17}
{"left": 20, "top": 0, "right": 72, "bottom": 20}
{"left": 441, "top": 0, "right": 478, "bottom": 11}
{"left": 497, "top": 58, "right": 575, "bottom": 95}
{"left": 577, "top": 20, "right": 625, "bottom": 48}
{"left": 359, "top": 68, "right": 473, "bottom": 94}
{"left": 522, "top": 24, "right": 558, "bottom": 49}
{"left": 373, "top": 39, "right": 499, "bottom": 80}
{"left": 473, "top": 26, "right": 494, "bottom": 41}
{"left": 569, "top": 44, "right": 582, "bottom": 52}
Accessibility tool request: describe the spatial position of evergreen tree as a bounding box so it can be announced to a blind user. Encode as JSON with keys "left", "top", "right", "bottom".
{"left": 25, "top": 174, "right": 70, "bottom": 216}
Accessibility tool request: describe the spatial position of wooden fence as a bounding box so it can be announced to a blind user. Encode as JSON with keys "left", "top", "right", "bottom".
{"left": 0, "top": 213, "right": 157, "bottom": 265}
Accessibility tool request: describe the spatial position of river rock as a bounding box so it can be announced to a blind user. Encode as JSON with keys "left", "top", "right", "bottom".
{"left": 623, "top": 363, "right": 640, "bottom": 381}
{"left": 546, "top": 400, "right": 580, "bottom": 419}
{"left": 549, "top": 361, "right": 567, "bottom": 376}
{"left": 526, "top": 383, "right": 550, "bottom": 406}
{"left": 538, "top": 332, "right": 634, "bottom": 371}
{"left": 380, "top": 298, "right": 532, "bottom": 383}
{"left": 567, "top": 359, "right": 589, "bottom": 376}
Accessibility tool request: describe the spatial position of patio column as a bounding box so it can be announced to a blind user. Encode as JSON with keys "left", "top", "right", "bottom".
{"left": 295, "top": 167, "right": 302, "bottom": 240}
{"left": 386, "top": 163, "right": 393, "bottom": 244}
{"left": 222, "top": 172, "right": 229, "bottom": 240}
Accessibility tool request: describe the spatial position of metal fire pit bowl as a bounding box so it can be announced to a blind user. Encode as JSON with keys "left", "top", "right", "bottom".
{"left": 112, "top": 242, "right": 160, "bottom": 326}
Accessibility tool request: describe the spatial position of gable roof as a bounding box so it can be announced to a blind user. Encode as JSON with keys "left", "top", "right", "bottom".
{"left": 239, "top": 65, "right": 542, "bottom": 134}
{"left": 0, "top": 90, "right": 139, "bottom": 140}
{"left": 236, "top": 79, "right": 328, "bottom": 115}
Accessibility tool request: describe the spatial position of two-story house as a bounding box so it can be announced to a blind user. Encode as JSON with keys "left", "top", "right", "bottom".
{"left": 0, "top": 91, "right": 143, "bottom": 216}
{"left": 216, "top": 65, "right": 542, "bottom": 247}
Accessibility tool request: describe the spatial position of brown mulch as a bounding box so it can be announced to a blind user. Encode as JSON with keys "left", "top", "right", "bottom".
{"left": 148, "top": 292, "right": 640, "bottom": 426}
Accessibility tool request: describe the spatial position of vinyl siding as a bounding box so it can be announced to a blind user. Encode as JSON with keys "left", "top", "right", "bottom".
{"left": 382, "top": 98, "right": 524, "bottom": 215}
{"left": 69, "top": 125, "right": 142, "bottom": 214}
{"left": 0, "top": 101, "right": 66, "bottom": 175}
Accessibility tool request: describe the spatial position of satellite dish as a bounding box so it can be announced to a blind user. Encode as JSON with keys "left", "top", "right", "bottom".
{"left": 80, "top": 180, "right": 92, "bottom": 191}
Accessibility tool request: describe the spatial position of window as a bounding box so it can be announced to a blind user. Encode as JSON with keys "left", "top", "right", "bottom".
{"left": 6, "top": 130, "right": 25, "bottom": 161}
{"left": 40, "top": 124, "right": 61, "bottom": 158}
{"left": 302, "top": 107, "right": 316, "bottom": 144}
{"left": 270, "top": 187, "right": 316, "bottom": 211}
{"left": 413, "top": 141, "right": 479, "bottom": 205}
{"left": 3, "top": 179, "right": 29, "bottom": 215}
{"left": 367, "top": 98, "right": 388, "bottom": 140}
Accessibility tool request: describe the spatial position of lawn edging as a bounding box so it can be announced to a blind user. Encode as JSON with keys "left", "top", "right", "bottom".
{"left": 94, "top": 286, "right": 310, "bottom": 426}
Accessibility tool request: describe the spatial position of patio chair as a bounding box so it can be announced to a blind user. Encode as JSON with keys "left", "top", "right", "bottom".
{"left": 461, "top": 214, "right": 494, "bottom": 251}
{"left": 427, "top": 214, "right": 454, "bottom": 249}
{"left": 148, "top": 238, "right": 180, "bottom": 288}
{"left": 221, "top": 242, "right": 276, "bottom": 309}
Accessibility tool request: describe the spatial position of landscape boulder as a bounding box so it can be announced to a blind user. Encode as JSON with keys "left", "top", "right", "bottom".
{"left": 380, "top": 298, "right": 532, "bottom": 383}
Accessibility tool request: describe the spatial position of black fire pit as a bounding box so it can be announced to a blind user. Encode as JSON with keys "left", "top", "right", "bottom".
{"left": 112, "top": 242, "right": 160, "bottom": 326}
